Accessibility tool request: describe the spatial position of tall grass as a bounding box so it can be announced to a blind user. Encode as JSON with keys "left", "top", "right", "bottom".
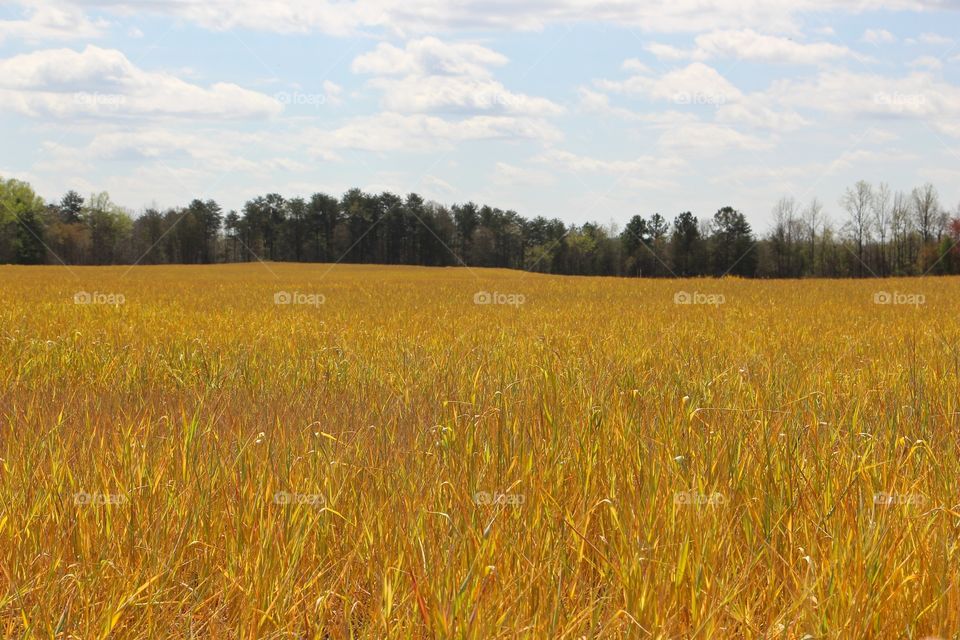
{"left": 0, "top": 264, "right": 957, "bottom": 638}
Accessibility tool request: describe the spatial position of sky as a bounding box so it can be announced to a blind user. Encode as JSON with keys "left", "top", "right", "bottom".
{"left": 1, "top": 0, "right": 959, "bottom": 231}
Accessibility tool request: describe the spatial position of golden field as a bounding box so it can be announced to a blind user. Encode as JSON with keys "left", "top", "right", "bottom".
{"left": 1, "top": 263, "right": 958, "bottom": 639}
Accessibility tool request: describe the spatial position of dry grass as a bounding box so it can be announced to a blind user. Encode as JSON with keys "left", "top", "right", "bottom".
{"left": 1, "top": 263, "right": 958, "bottom": 639}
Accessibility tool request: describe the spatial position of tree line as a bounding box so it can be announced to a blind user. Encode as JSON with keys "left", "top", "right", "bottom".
{"left": 1, "top": 176, "right": 958, "bottom": 277}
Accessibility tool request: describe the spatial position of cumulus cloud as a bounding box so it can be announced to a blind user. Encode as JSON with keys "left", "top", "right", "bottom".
{"left": 770, "top": 69, "right": 957, "bottom": 115}
{"left": 644, "top": 29, "right": 863, "bottom": 65}
{"left": 304, "top": 112, "right": 562, "bottom": 153}
{"left": 643, "top": 43, "right": 707, "bottom": 62}
{"left": 767, "top": 69, "right": 960, "bottom": 138}
{"left": 595, "top": 62, "right": 806, "bottom": 133}
{"left": 861, "top": 29, "right": 896, "bottom": 44}
{"left": 535, "top": 148, "right": 687, "bottom": 191}
{"left": 715, "top": 102, "right": 808, "bottom": 131}
{"left": 656, "top": 122, "right": 776, "bottom": 153}
{"left": 0, "top": 3, "right": 107, "bottom": 42}
{"left": 599, "top": 62, "right": 743, "bottom": 105}
{"left": 0, "top": 45, "right": 282, "bottom": 119}
{"left": 493, "top": 162, "right": 556, "bottom": 187}
{"left": 368, "top": 75, "right": 563, "bottom": 116}
{"left": 352, "top": 37, "right": 507, "bottom": 77}
{"left": 353, "top": 37, "right": 562, "bottom": 116}
{"left": 538, "top": 149, "right": 685, "bottom": 175}
{"left": 33, "top": 126, "right": 321, "bottom": 195}
{"left": 910, "top": 55, "right": 943, "bottom": 69}
{"left": 918, "top": 32, "right": 954, "bottom": 46}
{"left": 322, "top": 80, "right": 344, "bottom": 106}
{"left": 43, "top": 0, "right": 960, "bottom": 36}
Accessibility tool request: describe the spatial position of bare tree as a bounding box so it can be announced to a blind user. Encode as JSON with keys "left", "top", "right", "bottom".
{"left": 912, "top": 183, "right": 939, "bottom": 243}
{"left": 803, "top": 197, "right": 823, "bottom": 276}
{"left": 871, "top": 182, "right": 892, "bottom": 275}
{"left": 934, "top": 207, "right": 950, "bottom": 243}
{"left": 841, "top": 180, "right": 874, "bottom": 277}
{"left": 772, "top": 196, "right": 799, "bottom": 276}
{"left": 890, "top": 191, "right": 912, "bottom": 274}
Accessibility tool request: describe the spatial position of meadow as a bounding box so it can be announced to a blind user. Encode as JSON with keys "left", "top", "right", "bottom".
{"left": 0, "top": 263, "right": 958, "bottom": 639}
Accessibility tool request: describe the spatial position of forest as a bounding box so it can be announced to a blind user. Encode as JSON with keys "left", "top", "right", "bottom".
{"left": 2, "top": 176, "right": 958, "bottom": 278}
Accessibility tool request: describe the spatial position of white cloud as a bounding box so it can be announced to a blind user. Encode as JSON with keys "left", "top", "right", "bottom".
{"left": 825, "top": 148, "right": 914, "bottom": 170}
{"left": 704, "top": 29, "right": 862, "bottom": 64}
{"left": 599, "top": 62, "right": 743, "bottom": 105}
{"left": 579, "top": 85, "right": 798, "bottom": 137}
{"left": 0, "top": 4, "right": 106, "bottom": 42}
{"left": 420, "top": 174, "right": 458, "bottom": 196}
{"left": 353, "top": 37, "right": 562, "bottom": 116}
{"left": 536, "top": 148, "right": 686, "bottom": 191}
{"left": 596, "top": 62, "right": 805, "bottom": 133}
{"left": 369, "top": 75, "right": 563, "bottom": 116}
{"left": 0, "top": 45, "right": 282, "bottom": 119}
{"left": 493, "top": 162, "right": 556, "bottom": 187}
{"left": 910, "top": 55, "right": 943, "bottom": 69}
{"left": 861, "top": 29, "right": 896, "bottom": 44}
{"left": 0, "top": 167, "right": 38, "bottom": 183}
{"left": 36, "top": 128, "right": 278, "bottom": 174}
{"left": 859, "top": 128, "right": 900, "bottom": 144}
{"left": 709, "top": 163, "right": 813, "bottom": 185}
{"left": 577, "top": 87, "right": 646, "bottom": 120}
{"left": 538, "top": 149, "right": 683, "bottom": 175}
{"left": 918, "top": 32, "right": 954, "bottom": 46}
{"left": 305, "top": 112, "right": 561, "bottom": 153}
{"left": 645, "top": 29, "right": 864, "bottom": 65}
{"left": 322, "top": 80, "right": 344, "bottom": 106}
{"left": 46, "top": 0, "right": 960, "bottom": 36}
{"left": 643, "top": 43, "right": 707, "bottom": 62}
{"left": 656, "top": 122, "right": 775, "bottom": 153}
{"left": 768, "top": 69, "right": 960, "bottom": 137}
{"left": 621, "top": 59, "right": 652, "bottom": 73}
{"left": 934, "top": 120, "right": 960, "bottom": 137}
{"left": 716, "top": 101, "right": 808, "bottom": 131}
{"left": 352, "top": 37, "right": 507, "bottom": 77}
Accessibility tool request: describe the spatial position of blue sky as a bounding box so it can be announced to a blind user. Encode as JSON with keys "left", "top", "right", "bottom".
{"left": 1, "top": 0, "right": 958, "bottom": 231}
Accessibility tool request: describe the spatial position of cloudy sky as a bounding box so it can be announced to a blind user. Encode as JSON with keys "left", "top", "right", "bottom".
{"left": 1, "top": 0, "right": 958, "bottom": 229}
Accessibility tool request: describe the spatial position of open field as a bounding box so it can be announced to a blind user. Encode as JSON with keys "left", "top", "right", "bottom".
{"left": 1, "top": 264, "right": 959, "bottom": 638}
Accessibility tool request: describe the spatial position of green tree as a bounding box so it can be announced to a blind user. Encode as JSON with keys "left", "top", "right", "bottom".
{"left": 83, "top": 192, "right": 133, "bottom": 265}
{"left": 0, "top": 178, "right": 47, "bottom": 264}
{"left": 59, "top": 190, "right": 85, "bottom": 224}
{"left": 710, "top": 206, "right": 756, "bottom": 277}
{"left": 307, "top": 193, "right": 341, "bottom": 262}
{"left": 670, "top": 212, "right": 705, "bottom": 277}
